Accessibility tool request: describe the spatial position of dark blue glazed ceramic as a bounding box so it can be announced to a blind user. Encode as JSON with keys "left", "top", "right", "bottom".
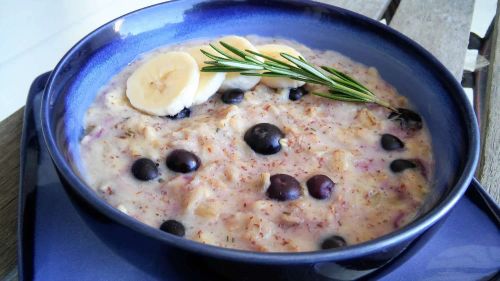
{"left": 40, "top": 0, "right": 480, "bottom": 280}
{"left": 22, "top": 74, "right": 499, "bottom": 280}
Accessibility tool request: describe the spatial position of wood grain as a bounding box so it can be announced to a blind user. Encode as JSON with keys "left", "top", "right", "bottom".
{"left": 0, "top": 108, "right": 23, "bottom": 279}
{"left": 315, "top": 0, "right": 391, "bottom": 19}
{"left": 389, "top": 0, "right": 475, "bottom": 80}
{"left": 478, "top": 3, "right": 500, "bottom": 204}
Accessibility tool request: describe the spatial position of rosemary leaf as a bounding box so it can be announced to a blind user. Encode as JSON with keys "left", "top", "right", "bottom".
{"left": 245, "top": 49, "right": 293, "bottom": 68}
{"left": 313, "top": 92, "right": 366, "bottom": 103}
{"left": 280, "top": 53, "right": 331, "bottom": 81}
{"left": 208, "top": 43, "right": 240, "bottom": 61}
{"left": 201, "top": 66, "right": 249, "bottom": 72}
{"left": 201, "top": 41, "right": 394, "bottom": 110}
{"left": 200, "top": 49, "right": 225, "bottom": 61}
{"left": 321, "top": 66, "right": 371, "bottom": 92}
{"left": 219, "top": 41, "right": 251, "bottom": 60}
{"left": 216, "top": 60, "right": 263, "bottom": 70}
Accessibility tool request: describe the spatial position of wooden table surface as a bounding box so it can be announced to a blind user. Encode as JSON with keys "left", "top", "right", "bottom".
{"left": 1, "top": 0, "right": 498, "bottom": 279}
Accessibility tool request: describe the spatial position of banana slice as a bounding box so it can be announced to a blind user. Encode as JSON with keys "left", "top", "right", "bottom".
{"left": 126, "top": 51, "right": 199, "bottom": 116}
{"left": 256, "top": 44, "right": 306, "bottom": 89}
{"left": 187, "top": 46, "right": 226, "bottom": 105}
{"left": 214, "top": 35, "right": 264, "bottom": 91}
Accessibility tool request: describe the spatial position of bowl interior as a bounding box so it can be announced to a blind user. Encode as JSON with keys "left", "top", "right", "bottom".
{"left": 43, "top": 0, "right": 478, "bottom": 260}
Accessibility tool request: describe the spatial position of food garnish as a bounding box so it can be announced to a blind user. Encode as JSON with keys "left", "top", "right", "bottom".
{"left": 166, "top": 149, "right": 201, "bottom": 173}
{"left": 244, "top": 123, "right": 284, "bottom": 155}
{"left": 201, "top": 41, "right": 397, "bottom": 111}
{"left": 215, "top": 36, "right": 265, "bottom": 91}
{"left": 306, "top": 175, "right": 335, "bottom": 200}
{"left": 126, "top": 51, "right": 199, "bottom": 116}
{"left": 390, "top": 159, "right": 417, "bottom": 173}
{"left": 267, "top": 174, "right": 302, "bottom": 201}
{"left": 131, "top": 158, "right": 159, "bottom": 181}
{"left": 388, "top": 108, "right": 423, "bottom": 131}
{"left": 380, "top": 134, "right": 405, "bottom": 151}
{"left": 321, "top": 235, "right": 347, "bottom": 249}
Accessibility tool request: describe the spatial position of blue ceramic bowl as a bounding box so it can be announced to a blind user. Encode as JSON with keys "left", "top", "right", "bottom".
{"left": 41, "top": 0, "right": 479, "bottom": 280}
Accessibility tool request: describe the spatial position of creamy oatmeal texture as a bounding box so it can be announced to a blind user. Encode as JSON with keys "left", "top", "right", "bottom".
{"left": 80, "top": 36, "right": 433, "bottom": 252}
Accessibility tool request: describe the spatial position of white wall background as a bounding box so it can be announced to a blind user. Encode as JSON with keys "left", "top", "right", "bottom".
{"left": 0, "top": 0, "right": 497, "bottom": 121}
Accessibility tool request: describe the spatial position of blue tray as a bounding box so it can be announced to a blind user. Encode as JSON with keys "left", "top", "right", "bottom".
{"left": 18, "top": 73, "right": 500, "bottom": 281}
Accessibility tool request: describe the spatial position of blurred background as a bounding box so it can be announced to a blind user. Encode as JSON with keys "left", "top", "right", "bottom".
{"left": 0, "top": 0, "right": 497, "bottom": 121}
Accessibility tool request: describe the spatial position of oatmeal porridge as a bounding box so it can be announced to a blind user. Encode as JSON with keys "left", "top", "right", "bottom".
{"left": 79, "top": 35, "right": 433, "bottom": 252}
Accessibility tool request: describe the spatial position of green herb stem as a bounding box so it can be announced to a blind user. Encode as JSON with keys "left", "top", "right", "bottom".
{"left": 201, "top": 41, "right": 396, "bottom": 111}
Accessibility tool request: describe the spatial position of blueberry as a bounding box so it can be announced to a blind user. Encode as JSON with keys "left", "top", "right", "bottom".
{"left": 166, "top": 108, "right": 191, "bottom": 120}
{"left": 131, "top": 158, "right": 159, "bottom": 181}
{"left": 244, "top": 123, "right": 284, "bottom": 155}
{"left": 160, "top": 220, "right": 185, "bottom": 237}
{"left": 381, "top": 134, "right": 405, "bottom": 151}
{"left": 388, "top": 108, "right": 422, "bottom": 131}
{"left": 321, "top": 235, "right": 347, "bottom": 249}
{"left": 390, "top": 159, "right": 417, "bottom": 173}
{"left": 306, "top": 175, "right": 335, "bottom": 199}
{"left": 289, "top": 86, "right": 309, "bottom": 101}
{"left": 221, "top": 89, "right": 245, "bottom": 104}
{"left": 266, "top": 174, "right": 301, "bottom": 201}
{"left": 166, "top": 149, "right": 201, "bottom": 173}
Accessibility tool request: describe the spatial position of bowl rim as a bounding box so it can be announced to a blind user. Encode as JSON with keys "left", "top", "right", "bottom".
{"left": 41, "top": 0, "right": 480, "bottom": 264}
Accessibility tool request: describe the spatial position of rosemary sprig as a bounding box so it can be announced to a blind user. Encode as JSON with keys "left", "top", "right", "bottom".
{"left": 201, "top": 41, "right": 395, "bottom": 111}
